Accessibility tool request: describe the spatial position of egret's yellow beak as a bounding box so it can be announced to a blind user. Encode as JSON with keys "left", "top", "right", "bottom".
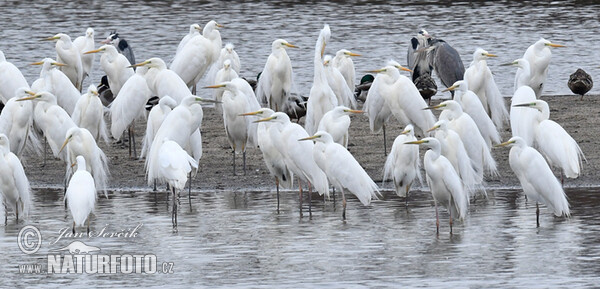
{"left": 426, "top": 125, "right": 440, "bottom": 133}
{"left": 128, "top": 60, "right": 150, "bottom": 68}
{"left": 254, "top": 116, "right": 276, "bottom": 123}
{"left": 41, "top": 36, "right": 60, "bottom": 41}
{"left": 52, "top": 62, "right": 66, "bottom": 67}
{"left": 25, "top": 90, "right": 36, "bottom": 96}
{"left": 405, "top": 140, "right": 427, "bottom": 145}
{"left": 394, "top": 65, "right": 412, "bottom": 72}
{"left": 195, "top": 97, "right": 221, "bottom": 103}
{"left": 84, "top": 48, "right": 103, "bottom": 54}
{"left": 346, "top": 52, "right": 361, "bottom": 57}
{"left": 59, "top": 136, "right": 72, "bottom": 154}
{"left": 239, "top": 111, "right": 262, "bottom": 116}
{"left": 344, "top": 109, "right": 364, "bottom": 114}
{"left": 204, "top": 84, "right": 226, "bottom": 89}
{"left": 494, "top": 139, "right": 515, "bottom": 147}
{"left": 400, "top": 129, "right": 412, "bottom": 135}
{"left": 484, "top": 52, "right": 497, "bottom": 57}
{"left": 512, "top": 102, "right": 534, "bottom": 108}
{"left": 299, "top": 135, "right": 319, "bottom": 141}
{"left": 284, "top": 43, "right": 298, "bottom": 48}
{"left": 423, "top": 104, "right": 445, "bottom": 110}
{"left": 16, "top": 95, "right": 38, "bottom": 102}
{"left": 442, "top": 84, "right": 458, "bottom": 92}
{"left": 500, "top": 61, "right": 517, "bottom": 66}
{"left": 546, "top": 43, "right": 565, "bottom": 48}
{"left": 216, "top": 23, "right": 224, "bottom": 28}
{"left": 367, "top": 68, "right": 386, "bottom": 74}
{"left": 30, "top": 61, "right": 44, "bottom": 66}
{"left": 321, "top": 41, "right": 326, "bottom": 58}
{"left": 91, "top": 90, "right": 99, "bottom": 96}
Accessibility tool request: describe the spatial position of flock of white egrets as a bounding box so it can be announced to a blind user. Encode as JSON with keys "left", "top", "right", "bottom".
{"left": 0, "top": 20, "right": 584, "bottom": 232}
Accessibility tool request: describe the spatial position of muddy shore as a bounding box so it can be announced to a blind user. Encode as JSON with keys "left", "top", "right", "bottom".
{"left": 23, "top": 94, "right": 600, "bottom": 193}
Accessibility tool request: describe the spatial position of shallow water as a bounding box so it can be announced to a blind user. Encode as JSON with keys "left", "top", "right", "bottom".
{"left": 1, "top": 187, "right": 599, "bottom": 287}
{"left": 4, "top": 1, "right": 600, "bottom": 97}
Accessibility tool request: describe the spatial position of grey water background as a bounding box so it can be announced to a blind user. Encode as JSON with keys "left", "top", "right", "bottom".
{"left": 1, "top": 0, "right": 600, "bottom": 287}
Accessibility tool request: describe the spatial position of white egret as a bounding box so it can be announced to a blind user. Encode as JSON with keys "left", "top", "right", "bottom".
{"left": 205, "top": 78, "right": 261, "bottom": 175}
{"left": 212, "top": 59, "right": 239, "bottom": 103}
{"left": 444, "top": 80, "right": 500, "bottom": 148}
{"left": 300, "top": 131, "right": 379, "bottom": 220}
{"left": 324, "top": 55, "right": 357, "bottom": 109}
{"left": 429, "top": 100, "right": 497, "bottom": 180}
{"left": 517, "top": 38, "right": 565, "bottom": 97}
{"left": 504, "top": 59, "right": 540, "bottom": 146}
{"left": 383, "top": 124, "right": 421, "bottom": 203}
{"left": 206, "top": 43, "right": 241, "bottom": 87}
{"left": 60, "top": 127, "right": 109, "bottom": 195}
{"left": 17, "top": 91, "right": 76, "bottom": 161}
{"left": 31, "top": 58, "right": 80, "bottom": 115}
{"left": 363, "top": 60, "right": 411, "bottom": 155}
{"left": 102, "top": 31, "right": 136, "bottom": 66}
{"left": 170, "top": 20, "right": 223, "bottom": 91}
{"left": 317, "top": 105, "right": 363, "bottom": 148}
{"left": 0, "top": 88, "right": 37, "bottom": 157}
{"left": 255, "top": 39, "right": 297, "bottom": 110}
{"left": 109, "top": 65, "right": 153, "bottom": 158}
{"left": 428, "top": 119, "right": 481, "bottom": 193}
{"left": 66, "top": 155, "right": 96, "bottom": 233}
{"left": 370, "top": 64, "right": 436, "bottom": 137}
{"left": 72, "top": 85, "right": 108, "bottom": 144}
{"left": 42, "top": 33, "right": 83, "bottom": 91}
{"left": 84, "top": 44, "right": 134, "bottom": 97}
{"left": 73, "top": 28, "right": 95, "bottom": 84}
{"left": 463, "top": 48, "right": 508, "bottom": 128}
{"left": 513, "top": 100, "right": 585, "bottom": 179}
{"left": 141, "top": 96, "right": 177, "bottom": 159}
{"left": 132, "top": 58, "right": 189, "bottom": 103}
{"left": 405, "top": 137, "right": 468, "bottom": 234}
{"left": 176, "top": 24, "right": 202, "bottom": 55}
{"left": 332, "top": 49, "right": 360, "bottom": 93}
{"left": 305, "top": 24, "right": 337, "bottom": 136}
{"left": 0, "top": 50, "right": 29, "bottom": 104}
{"left": 256, "top": 112, "right": 329, "bottom": 215}
{"left": 496, "top": 136, "right": 570, "bottom": 227}
{"left": 0, "top": 134, "right": 31, "bottom": 221}
{"left": 240, "top": 108, "right": 293, "bottom": 212}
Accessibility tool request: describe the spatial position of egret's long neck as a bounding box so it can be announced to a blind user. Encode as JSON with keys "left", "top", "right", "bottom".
{"left": 516, "top": 62, "right": 531, "bottom": 88}
{"left": 539, "top": 102, "right": 550, "bottom": 120}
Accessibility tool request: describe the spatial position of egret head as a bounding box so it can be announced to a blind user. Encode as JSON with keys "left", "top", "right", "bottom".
{"left": 83, "top": 44, "right": 115, "bottom": 55}
{"left": 427, "top": 119, "right": 449, "bottom": 133}
{"left": 336, "top": 49, "right": 360, "bottom": 58}
{"left": 254, "top": 112, "right": 290, "bottom": 124}
{"left": 401, "top": 124, "right": 415, "bottom": 136}
{"left": 42, "top": 33, "right": 68, "bottom": 42}
{"left": 74, "top": 155, "right": 87, "bottom": 171}
{"left": 473, "top": 48, "right": 497, "bottom": 61}
{"left": 225, "top": 43, "right": 235, "bottom": 53}
{"left": 495, "top": 136, "right": 526, "bottom": 148}
{"left": 539, "top": 38, "right": 565, "bottom": 49}
{"left": 273, "top": 39, "right": 297, "bottom": 50}
{"left": 443, "top": 80, "right": 467, "bottom": 93}
{"left": 323, "top": 55, "right": 333, "bottom": 66}
{"left": 512, "top": 99, "right": 547, "bottom": 113}
{"left": 16, "top": 91, "right": 55, "bottom": 103}
{"left": 239, "top": 108, "right": 275, "bottom": 118}
{"left": 59, "top": 127, "right": 84, "bottom": 154}
{"left": 501, "top": 58, "right": 529, "bottom": 70}
{"left": 190, "top": 23, "right": 202, "bottom": 33}
{"left": 204, "top": 20, "right": 224, "bottom": 35}
{"left": 298, "top": 131, "right": 333, "bottom": 144}
{"left": 85, "top": 28, "right": 94, "bottom": 38}
{"left": 330, "top": 106, "right": 363, "bottom": 116}
{"left": 129, "top": 58, "right": 166, "bottom": 69}
{"left": 87, "top": 84, "right": 99, "bottom": 97}
{"left": 405, "top": 137, "right": 440, "bottom": 149}
{"left": 222, "top": 59, "right": 232, "bottom": 70}
{"left": 31, "top": 58, "right": 66, "bottom": 68}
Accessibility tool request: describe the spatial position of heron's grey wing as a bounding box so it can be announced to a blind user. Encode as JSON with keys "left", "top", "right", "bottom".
{"left": 431, "top": 40, "right": 465, "bottom": 89}
{"left": 118, "top": 39, "right": 136, "bottom": 66}
{"left": 407, "top": 37, "right": 419, "bottom": 73}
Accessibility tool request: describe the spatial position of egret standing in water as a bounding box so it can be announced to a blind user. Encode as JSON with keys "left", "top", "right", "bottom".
{"left": 383, "top": 124, "right": 421, "bottom": 204}
{"left": 142, "top": 96, "right": 177, "bottom": 159}
{"left": 300, "top": 131, "right": 379, "bottom": 220}
{"left": 405, "top": 137, "right": 468, "bottom": 234}
{"left": 517, "top": 38, "right": 564, "bottom": 97}
{"left": 496, "top": 136, "right": 570, "bottom": 227}
{"left": 255, "top": 39, "right": 297, "bottom": 110}
{"left": 42, "top": 33, "right": 84, "bottom": 91}
{"left": 0, "top": 88, "right": 38, "bottom": 158}
{"left": 66, "top": 155, "right": 96, "bottom": 233}
{"left": 504, "top": 59, "right": 540, "bottom": 146}
{"left": 0, "top": 134, "right": 30, "bottom": 222}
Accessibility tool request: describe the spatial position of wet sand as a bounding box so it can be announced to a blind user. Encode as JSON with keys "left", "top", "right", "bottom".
{"left": 24, "top": 94, "right": 600, "bottom": 192}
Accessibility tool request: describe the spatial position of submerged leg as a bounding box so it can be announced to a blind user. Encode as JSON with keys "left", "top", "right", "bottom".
{"left": 72, "top": 221, "right": 76, "bottom": 234}
{"left": 536, "top": 202, "right": 540, "bottom": 228}
{"left": 449, "top": 199, "right": 453, "bottom": 235}
{"left": 131, "top": 123, "right": 137, "bottom": 159}
{"left": 232, "top": 150, "right": 236, "bottom": 176}
{"left": 243, "top": 151, "right": 246, "bottom": 176}
{"left": 435, "top": 201, "right": 440, "bottom": 235}
{"left": 43, "top": 137, "right": 47, "bottom": 167}
{"left": 298, "top": 178, "right": 303, "bottom": 218}
{"left": 86, "top": 217, "right": 91, "bottom": 234}
{"left": 308, "top": 182, "right": 312, "bottom": 217}
{"left": 383, "top": 124, "right": 387, "bottom": 157}
{"left": 342, "top": 189, "right": 347, "bottom": 220}
{"left": 275, "top": 177, "right": 280, "bottom": 214}
{"left": 188, "top": 172, "right": 192, "bottom": 204}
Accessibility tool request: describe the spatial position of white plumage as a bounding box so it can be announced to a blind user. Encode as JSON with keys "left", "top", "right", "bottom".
{"left": 0, "top": 134, "right": 31, "bottom": 221}
{"left": 516, "top": 38, "right": 564, "bottom": 97}
{"left": 0, "top": 88, "right": 37, "bottom": 157}
{"left": 157, "top": 139, "right": 198, "bottom": 191}
{"left": 72, "top": 85, "right": 108, "bottom": 144}
{"left": 331, "top": 49, "right": 360, "bottom": 94}
{"left": 66, "top": 155, "right": 96, "bottom": 230}
{"left": 0, "top": 50, "right": 29, "bottom": 104}
{"left": 135, "top": 57, "right": 190, "bottom": 104}
{"left": 510, "top": 85, "right": 540, "bottom": 146}
{"left": 73, "top": 28, "right": 95, "bottom": 84}
{"left": 45, "top": 33, "right": 84, "bottom": 91}
{"left": 317, "top": 105, "right": 362, "bottom": 148}
{"left": 31, "top": 58, "right": 81, "bottom": 115}
{"left": 141, "top": 96, "right": 177, "bottom": 159}
{"left": 109, "top": 66, "right": 152, "bottom": 140}
{"left": 61, "top": 127, "right": 109, "bottom": 194}
{"left": 383, "top": 124, "right": 421, "bottom": 198}
{"left": 255, "top": 39, "right": 296, "bottom": 110}
{"left": 85, "top": 44, "right": 134, "bottom": 97}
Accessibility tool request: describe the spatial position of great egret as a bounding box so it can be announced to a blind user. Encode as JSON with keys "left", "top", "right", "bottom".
{"left": 428, "top": 119, "right": 481, "bottom": 193}
{"left": 429, "top": 100, "right": 497, "bottom": 180}
{"left": 332, "top": 49, "right": 360, "bottom": 93}
{"left": 363, "top": 61, "right": 411, "bottom": 155}
{"left": 131, "top": 58, "right": 189, "bottom": 103}
{"left": 300, "top": 131, "right": 379, "bottom": 220}
{"left": 370, "top": 63, "right": 436, "bottom": 137}
{"left": 324, "top": 55, "right": 357, "bottom": 109}
{"left": 205, "top": 78, "right": 261, "bottom": 175}
{"left": 517, "top": 38, "right": 564, "bottom": 97}
{"left": 0, "top": 88, "right": 37, "bottom": 157}
{"left": 513, "top": 100, "right": 585, "bottom": 179}
{"left": 31, "top": 58, "right": 80, "bottom": 115}
{"left": 212, "top": 59, "right": 239, "bottom": 103}
{"left": 255, "top": 112, "right": 329, "bottom": 216}
{"left": 42, "top": 33, "right": 83, "bottom": 91}
{"left": 496, "top": 136, "right": 570, "bottom": 227}
{"left": 73, "top": 28, "right": 95, "bottom": 84}
{"left": 66, "top": 155, "right": 96, "bottom": 233}
{"left": 383, "top": 124, "right": 421, "bottom": 204}
{"left": 206, "top": 43, "right": 241, "bottom": 87}
{"left": 157, "top": 139, "right": 198, "bottom": 227}
{"left": 109, "top": 65, "right": 153, "bottom": 158}
{"left": 141, "top": 96, "right": 177, "bottom": 159}
{"left": 0, "top": 50, "right": 29, "bottom": 104}
{"left": 317, "top": 105, "right": 362, "bottom": 148}
{"left": 240, "top": 108, "right": 293, "bottom": 212}
{"left": 255, "top": 39, "right": 297, "bottom": 110}
{"left": 305, "top": 24, "right": 337, "bottom": 136}
{"left": 101, "top": 31, "right": 136, "bottom": 67}
{"left": 84, "top": 44, "right": 134, "bottom": 97}
{"left": 170, "top": 20, "right": 223, "bottom": 91}
{"left": 568, "top": 69, "right": 593, "bottom": 100}
{"left": 17, "top": 91, "right": 76, "bottom": 161}
{"left": 463, "top": 48, "right": 508, "bottom": 128}
{"left": 72, "top": 85, "right": 108, "bottom": 144}
{"left": 509, "top": 85, "right": 540, "bottom": 147}
{"left": 405, "top": 137, "right": 468, "bottom": 234}
{"left": 0, "top": 134, "right": 31, "bottom": 221}
{"left": 176, "top": 24, "right": 202, "bottom": 55}
{"left": 60, "top": 127, "right": 110, "bottom": 195}
{"left": 444, "top": 80, "right": 500, "bottom": 148}
{"left": 505, "top": 58, "right": 533, "bottom": 91}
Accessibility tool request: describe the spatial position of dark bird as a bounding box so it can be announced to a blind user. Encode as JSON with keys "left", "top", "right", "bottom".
{"left": 245, "top": 73, "right": 307, "bottom": 123}
{"left": 407, "top": 30, "right": 465, "bottom": 96}
{"left": 98, "top": 75, "right": 114, "bottom": 107}
{"left": 354, "top": 74, "right": 374, "bottom": 103}
{"left": 101, "top": 31, "right": 136, "bottom": 67}
{"left": 568, "top": 68, "right": 593, "bottom": 100}
{"left": 414, "top": 73, "right": 437, "bottom": 105}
